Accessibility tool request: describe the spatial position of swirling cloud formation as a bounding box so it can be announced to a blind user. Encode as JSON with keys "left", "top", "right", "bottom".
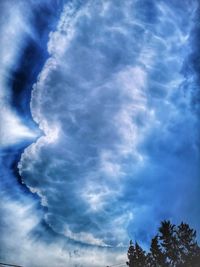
{"left": 18, "top": 0, "right": 200, "bottom": 248}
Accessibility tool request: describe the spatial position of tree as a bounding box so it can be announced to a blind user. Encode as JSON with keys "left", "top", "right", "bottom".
{"left": 158, "top": 221, "right": 179, "bottom": 265}
{"left": 148, "top": 235, "right": 167, "bottom": 266}
{"left": 127, "top": 221, "right": 200, "bottom": 267}
{"left": 127, "top": 240, "right": 135, "bottom": 267}
{"left": 127, "top": 240, "right": 147, "bottom": 267}
{"left": 176, "top": 223, "right": 200, "bottom": 266}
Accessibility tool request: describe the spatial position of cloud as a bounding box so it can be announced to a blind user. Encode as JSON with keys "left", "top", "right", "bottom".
{"left": 0, "top": 191, "right": 126, "bottom": 267}
{"left": 17, "top": 0, "right": 200, "bottom": 251}
{"left": 0, "top": 106, "right": 38, "bottom": 147}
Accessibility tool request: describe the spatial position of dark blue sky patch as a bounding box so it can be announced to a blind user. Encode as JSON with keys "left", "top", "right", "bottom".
{"left": 10, "top": 0, "right": 64, "bottom": 120}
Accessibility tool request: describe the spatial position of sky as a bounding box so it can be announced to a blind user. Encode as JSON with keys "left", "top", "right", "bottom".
{"left": 0, "top": 0, "right": 200, "bottom": 266}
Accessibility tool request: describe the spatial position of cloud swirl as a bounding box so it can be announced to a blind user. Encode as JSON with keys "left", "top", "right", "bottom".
{"left": 18, "top": 0, "right": 200, "bottom": 249}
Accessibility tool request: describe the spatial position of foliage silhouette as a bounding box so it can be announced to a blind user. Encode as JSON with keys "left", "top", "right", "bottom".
{"left": 127, "top": 221, "right": 200, "bottom": 267}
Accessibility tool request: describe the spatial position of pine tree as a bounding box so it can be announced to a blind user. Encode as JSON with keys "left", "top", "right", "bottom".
{"left": 127, "top": 240, "right": 147, "bottom": 267}
{"left": 149, "top": 235, "right": 167, "bottom": 266}
{"left": 176, "top": 222, "right": 200, "bottom": 266}
{"left": 127, "top": 240, "right": 135, "bottom": 267}
{"left": 134, "top": 242, "right": 147, "bottom": 266}
{"left": 158, "top": 221, "right": 179, "bottom": 265}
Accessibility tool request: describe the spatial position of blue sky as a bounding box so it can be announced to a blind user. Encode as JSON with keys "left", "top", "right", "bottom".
{"left": 0, "top": 0, "right": 200, "bottom": 266}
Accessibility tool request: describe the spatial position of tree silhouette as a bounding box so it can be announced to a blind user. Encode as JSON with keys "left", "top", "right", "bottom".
{"left": 127, "top": 221, "right": 200, "bottom": 267}
{"left": 127, "top": 240, "right": 146, "bottom": 267}
{"left": 148, "top": 235, "right": 167, "bottom": 266}
{"left": 159, "top": 221, "right": 179, "bottom": 265}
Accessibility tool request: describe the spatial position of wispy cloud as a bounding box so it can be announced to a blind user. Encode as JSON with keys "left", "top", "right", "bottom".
{"left": 0, "top": 192, "right": 126, "bottom": 267}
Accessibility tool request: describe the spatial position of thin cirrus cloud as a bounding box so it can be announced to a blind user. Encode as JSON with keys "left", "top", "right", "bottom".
{"left": 18, "top": 0, "right": 200, "bottom": 251}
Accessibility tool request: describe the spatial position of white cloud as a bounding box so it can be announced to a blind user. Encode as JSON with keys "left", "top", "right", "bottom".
{"left": 0, "top": 106, "right": 37, "bottom": 147}
{"left": 17, "top": 0, "right": 200, "bottom": 252}
{"left": 63, "top": 226, "right": 110, "bottom": 247}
